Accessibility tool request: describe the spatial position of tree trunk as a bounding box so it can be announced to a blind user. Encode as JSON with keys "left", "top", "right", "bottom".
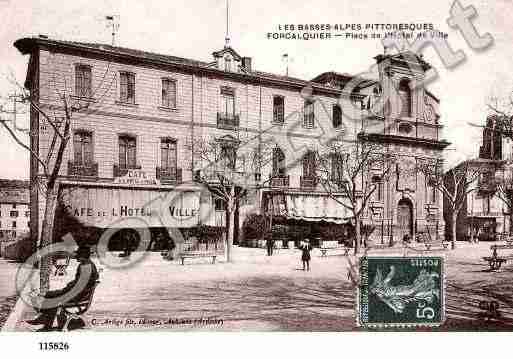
{"left": 226, "top": 187, "right": 236, "bottom": 263}
{"left": 451, "top": 211, "right": 458, "bottom": 250}
{"left": 354, "top": 216, "right": 361, "bottom": 254}
{"left": 39, "top": 183, "right": 59, "bottom": 294}
{"left": 509, "top": 209, "right": 513, "bottom": 236}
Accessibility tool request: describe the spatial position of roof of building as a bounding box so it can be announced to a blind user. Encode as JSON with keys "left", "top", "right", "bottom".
{"left": 0, "top": 179, "right": 29, "bottom": 204}
{"left": 13, "top": 36, "right": 362, "bottom": 97}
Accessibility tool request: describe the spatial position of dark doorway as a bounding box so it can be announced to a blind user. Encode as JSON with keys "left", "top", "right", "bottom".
{"left": 397, "top": 198, "right": 413, "bottom": 240}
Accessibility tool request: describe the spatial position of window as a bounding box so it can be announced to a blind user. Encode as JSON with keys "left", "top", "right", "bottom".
{"left": 302, "top": 151, "right": 316, "bottom": 178}
{"left": 12, "top": 203, "right": 16, "bottom": 209}
{"left": 273, "top": 96, "right": 284, "bottom": 123}
{"left": 119, "top": 136, "right": 137, "bottom": 169}
{"left": 162, "top": 78, "right": 176, "bottom": 108}
{"left": 12, "top": 221, "right": 16, "bottom": 228}
{"left": 398, "top": 122, "right": 413, "bottom": 134}
{"left": 224, "top": 57, "right": 232, "bottom": 72}
{"left": 426, "top": 177, "right": 437, "bottom": 203}
{"left": 119, "top": 72, "right": 136, "bottom": 104}
{"left": 333, "top": 104, "right": 342, "bottom": 128}
{"left": 75, "top": 64, "right": 92, "bottom": 98}
{"left": 214, "top": 198, "right": 226, "bottom": 211}
{"left": 398, "top": 79, "right": 412, "bottom": 117}
{"left": 73, "top": 131, "right": 93, "bottom": 166}
{"left": 303, "top": 99, "right": 315, "bottom": 128}
{"left": 220, "top": 143, "right": 236, "bottom": 169}
{"left": 483, "top": 195, "right": 491, "bottom": 214}
{"left": 161, "top": 138, "right": 177, "bottom": 171}
{"left": 10, "top": 211, "right": 18, "bottom": 218}
{"left": 272, "top": 147, "right": 286, "bottom": 176}
{"left": 25, "top": 211, "right": 29, "bottom": 217}
{"left": 220, "top": 87, "right": 235, "bottom": 116}
{"left": 12, "top": 231, "right": 16, "bottom": 238}
{"left": 372, "top": 175, "right": 383, "bottom": 201}
{"left": 331, "top": 154, "right": 344, "bottom": 182}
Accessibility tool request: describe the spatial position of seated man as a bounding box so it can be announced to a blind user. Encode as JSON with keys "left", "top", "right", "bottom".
{"left": 26, "top": 246, "right": 99, "bottom": 331}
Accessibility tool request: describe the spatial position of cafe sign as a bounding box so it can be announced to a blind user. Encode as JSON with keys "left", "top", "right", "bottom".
{"left": 61, "top": 186, "right": 200, "bottom": 228}
{"left": 114, "top": 169, "right": 159, "bottom": 186}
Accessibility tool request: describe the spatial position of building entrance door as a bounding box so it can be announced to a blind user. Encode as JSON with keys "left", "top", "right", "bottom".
{"left": 397, "top": 198, "right": 413, "bottom": 240}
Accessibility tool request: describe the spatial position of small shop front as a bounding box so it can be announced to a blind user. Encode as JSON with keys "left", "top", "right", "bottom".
{"left": 262, "top": 191, "right": 353, "bottom": 247}
{"left": 466, "top": 216, "right": 499, "bottom": 241}
{"left": 55, "top": 179, "right": 220, "bottom": 253}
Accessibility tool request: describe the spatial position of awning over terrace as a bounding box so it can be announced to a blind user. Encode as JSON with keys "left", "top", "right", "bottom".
{"left": 59, "top": 184, "right": 201, "bottom": 228}
{"left": 265, "top": 192, "right": 352, "bottom": 224}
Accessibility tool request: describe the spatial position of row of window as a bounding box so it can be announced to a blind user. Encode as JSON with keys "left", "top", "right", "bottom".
{"left": 71, "top": 131, "right": 437, "bottom": 204}
{"left": 75, "top": 65, "right": 177, "bottom": 108}
{"left": 73, "top": 131, "right": 178, "bottom": 171}
{"left": 0, "top": 221, "right": 17, "bottom": 228}
{"left": 272, "top": 96, "right": 343, "bottom": 128}
{"left": 0, "top": 210, "right": 29, "bottom": 217}
{"left": 75, "top": 65, "right": 344, "bottom": 128}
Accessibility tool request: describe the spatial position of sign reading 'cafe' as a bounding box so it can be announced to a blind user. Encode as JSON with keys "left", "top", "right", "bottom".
{"left": 61, "top": 171, "right": 201, "bottom": 228}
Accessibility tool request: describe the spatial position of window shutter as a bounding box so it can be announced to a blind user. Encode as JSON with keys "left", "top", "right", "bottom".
{"left": 170, "top": 81, "right": 176, "bottom": 108}
{"left": 119, "top": 138, "right": 126, "bottom": 169}
{"left": 120, "top": 73, "right": 127, "bottom": 102}
{"left": 83, "top": 133, "right": 93, "bottom": 165}
{"left": 73, "top": 133, "right": 82, "bottom": 164}
{"left": 127, "top": 138, "right": 136, "bottom": 167}
{"left": 84, "top": 68, "right": 91, "bottom": 97}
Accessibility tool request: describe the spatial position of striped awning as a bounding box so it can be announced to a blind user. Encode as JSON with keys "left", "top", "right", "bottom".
{"left": 266, "top": 193, "right": 351, "bottom": 224}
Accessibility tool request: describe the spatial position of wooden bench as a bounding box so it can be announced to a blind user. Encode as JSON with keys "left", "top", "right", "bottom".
{"left": 319, "top": 246, "right": 351, "bottom": 257}
{"left": 423, "top": 241, "right": 449, "bottom": 251}
{"left": 57, "top": 280, "right": 100, "bottom": 332}
{"left": 179, "top": 251, "right": 218, "bottom": 265}
{"left": 483, "top": 245, "right": 513, "bottom": 270}
{"left": 366, "top": 243, "right": 390, "bottom": 251}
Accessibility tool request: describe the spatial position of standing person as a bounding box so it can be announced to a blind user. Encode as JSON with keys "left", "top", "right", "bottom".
{"left": 266, "top": 236, "right": 274, "bottom": 256}
{"left": 299, "top": 239, "right": 312, "bottom": 271}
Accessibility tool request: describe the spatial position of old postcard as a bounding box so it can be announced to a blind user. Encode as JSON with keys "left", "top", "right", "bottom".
{"left": 0, "top": 0, "right": 512, "bottom": 345}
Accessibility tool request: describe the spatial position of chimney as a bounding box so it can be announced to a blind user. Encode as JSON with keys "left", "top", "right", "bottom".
{"left": 242, "top": 57, "right": 252, "bottom": 72}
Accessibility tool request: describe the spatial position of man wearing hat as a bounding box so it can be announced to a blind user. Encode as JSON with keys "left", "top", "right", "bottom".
{"left": 26, "top": 246, "right": 99, "bottom": 331}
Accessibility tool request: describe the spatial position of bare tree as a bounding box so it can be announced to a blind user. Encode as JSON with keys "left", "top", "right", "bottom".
{"left": 418, "top": 158, "right": 483, "bottom": 249}
{"left": 190, "top": 137, "right": 262, "bottom": 262}
{"left": 316, "top": 139, "right": 396, "bottom": 254}
{"left": 0, "top": 64, "right": 114, "bottom": 293}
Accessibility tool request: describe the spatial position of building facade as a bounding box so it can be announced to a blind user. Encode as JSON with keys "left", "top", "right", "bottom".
{"left": 445, "top": 114, "right": 513, "bottom": 242}
{"left": 0, "top": 179, "right": 30, "bottom": 241}
{"left": 14, "top": 36, "right": 449, "bottom": 250}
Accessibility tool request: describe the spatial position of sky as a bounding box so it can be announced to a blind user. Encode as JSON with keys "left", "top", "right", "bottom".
{"left": 0, "top": 0, "right": 512, "bottom": 179}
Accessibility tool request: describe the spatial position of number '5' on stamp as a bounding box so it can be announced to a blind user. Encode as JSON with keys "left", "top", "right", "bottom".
{"left": 358, "top": 256, "right": 445, "bottom": 328}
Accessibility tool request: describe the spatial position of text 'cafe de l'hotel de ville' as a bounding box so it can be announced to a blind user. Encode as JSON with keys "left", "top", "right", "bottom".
{"left": 13, "top": 33, "right": 449, "bottom": 250}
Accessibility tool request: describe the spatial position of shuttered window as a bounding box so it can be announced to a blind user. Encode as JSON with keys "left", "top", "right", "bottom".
{"left": 162, "top": 78, "right": 176, "bottom": 108}
{"left": 75, "top": 65, "right": 92, "bottom": 98}
{"left": 119, "top": 136, "right": 136, "bottom": 169}
{"left": 161, "top": 139, "right": 177, "bottom": 171}
{"left": 120, "top": 72, "right": 135, "bottom": 104}
{"left": 273, "top": 96, "right": 284, "bottom": 123}
{"left": 73, "top": 131, "right": 93, "bottom": 166}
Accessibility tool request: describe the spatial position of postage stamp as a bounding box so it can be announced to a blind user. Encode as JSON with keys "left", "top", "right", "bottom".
{"left": 358, "top": 256, "right": 445, "bottom": 328}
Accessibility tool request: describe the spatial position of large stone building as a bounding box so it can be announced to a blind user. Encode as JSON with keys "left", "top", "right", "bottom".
{"left": 14, "top": 35, "right": 449, "bottom": 250}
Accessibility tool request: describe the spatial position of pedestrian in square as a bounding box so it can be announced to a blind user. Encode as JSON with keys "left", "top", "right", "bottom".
{"left": 300, "top": 239, "right": 312, "bottom": 271}
{"left": 266, "top": 237, "right": 274, "bottom": 256}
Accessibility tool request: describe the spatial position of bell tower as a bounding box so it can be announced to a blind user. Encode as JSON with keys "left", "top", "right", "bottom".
{"left": 374, "top": 51, "right": 432, "bottom": 137}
